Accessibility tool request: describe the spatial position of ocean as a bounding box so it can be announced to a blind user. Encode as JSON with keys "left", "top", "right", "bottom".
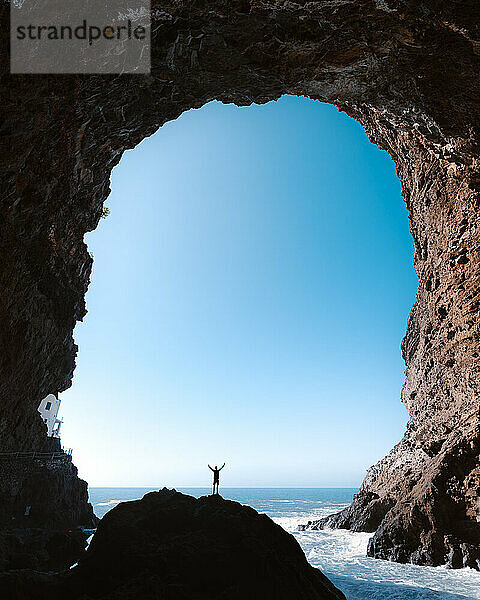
{"left": 89, "top": 487, "right": 480, "bottom": 600}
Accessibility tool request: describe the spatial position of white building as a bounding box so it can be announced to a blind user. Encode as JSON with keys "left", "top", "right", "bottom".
{"left": 38, "top": 393, "right": 63, "bottom": 437}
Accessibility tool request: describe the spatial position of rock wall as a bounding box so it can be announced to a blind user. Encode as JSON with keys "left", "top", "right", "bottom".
{"left": 1, "top": 0, "right": 479, "bottom": 569}
{"left": 0, "top": 451, "right": 97, "bottom": 571}
{"left": 0, "top": 453, "right": 95, "bottom": 530}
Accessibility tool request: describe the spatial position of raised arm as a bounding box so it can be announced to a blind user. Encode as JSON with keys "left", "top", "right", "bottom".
{"left": 208, "top": 465, "right": 214, "bottom": 471}
{"left": 219, "top": 463, "right": 225, "bottom": 470}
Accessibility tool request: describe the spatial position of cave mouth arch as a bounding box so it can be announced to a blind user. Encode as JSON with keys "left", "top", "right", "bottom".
{"left": 3, "top": 0, "right": 479, "bottom": 572}
{"left": 62, "top": 95, "right": 416, "bottom": 488}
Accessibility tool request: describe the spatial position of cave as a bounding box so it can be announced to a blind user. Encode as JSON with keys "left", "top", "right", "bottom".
{"left": 1, "top": 0, "right": 480, "bottom": 574}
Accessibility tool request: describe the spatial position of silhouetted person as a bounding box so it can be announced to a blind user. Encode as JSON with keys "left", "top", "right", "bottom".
{"left": 208, "top": 463, "right": 225, "bottom": 495}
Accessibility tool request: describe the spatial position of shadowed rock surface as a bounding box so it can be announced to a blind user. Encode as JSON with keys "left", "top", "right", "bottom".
{"left": 0, "top": 527, "right": 90, "bottom": 573}
{"left": 0, "top": 443, "right": 97, "bottom": 571}
{"left": 1, "top": 0, "right": 480, "bottom": 570}
{"left": 0, "top": 489, "right": 346, "bottom": 600}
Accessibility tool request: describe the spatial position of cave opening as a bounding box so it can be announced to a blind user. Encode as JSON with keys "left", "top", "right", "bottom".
{"left": 2, "top": 0, "right": 479, "bottom": 585}
{"left": 59, "top": 95, "right": 417, "bottom": 491}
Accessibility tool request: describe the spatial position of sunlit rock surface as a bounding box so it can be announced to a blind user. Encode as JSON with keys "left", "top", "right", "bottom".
{"left": 1, "top": 0, "right": 479, "bottom": 569}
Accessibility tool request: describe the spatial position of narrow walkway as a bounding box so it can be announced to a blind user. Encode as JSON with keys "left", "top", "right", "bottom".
{"left": 0, "top": 450, "right": 72, "bottom": 460}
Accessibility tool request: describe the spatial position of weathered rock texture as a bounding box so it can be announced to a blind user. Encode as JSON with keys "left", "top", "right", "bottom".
{"left": 0, "top": 452, "right": 94, "bottom": 530}
{"left": 1, "top": 0, "right": 479, "bottom": 570}
{"left": 0, "top": 447, "right": 97, "bottom": 571}
{"left": 0, "top": 489, "right": 346, "bottom": 600}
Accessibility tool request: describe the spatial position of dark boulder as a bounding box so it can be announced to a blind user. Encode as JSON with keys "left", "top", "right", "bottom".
{"left": 0, "top": 489, "right": 345, "bottom": 600}
{"left": 0, "top": 527, "right": 90, "bottom": 572}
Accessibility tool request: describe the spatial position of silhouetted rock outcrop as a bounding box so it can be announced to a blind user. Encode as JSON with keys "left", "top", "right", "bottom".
{"left": 0, "top": 489, "right": 346, "bottom": 600}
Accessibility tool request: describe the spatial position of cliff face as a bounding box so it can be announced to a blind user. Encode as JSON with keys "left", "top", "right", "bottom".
{"left": 1, "top": 0, "right": 479, "bottom": 570}
{"left": 0, "top": 448, "right": 97, "bottom": 571}
{"left": 0, "top": 452, "right": 95, "bottom": 530}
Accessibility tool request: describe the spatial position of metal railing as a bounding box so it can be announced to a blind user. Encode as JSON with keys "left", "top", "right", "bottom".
{"left": 0, "top": 451, "right": 71, "bottom": 460}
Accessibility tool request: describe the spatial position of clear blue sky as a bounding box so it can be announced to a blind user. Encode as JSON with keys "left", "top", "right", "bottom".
{"left": 61, "top": 95, "right": 418, "bottom": 487}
